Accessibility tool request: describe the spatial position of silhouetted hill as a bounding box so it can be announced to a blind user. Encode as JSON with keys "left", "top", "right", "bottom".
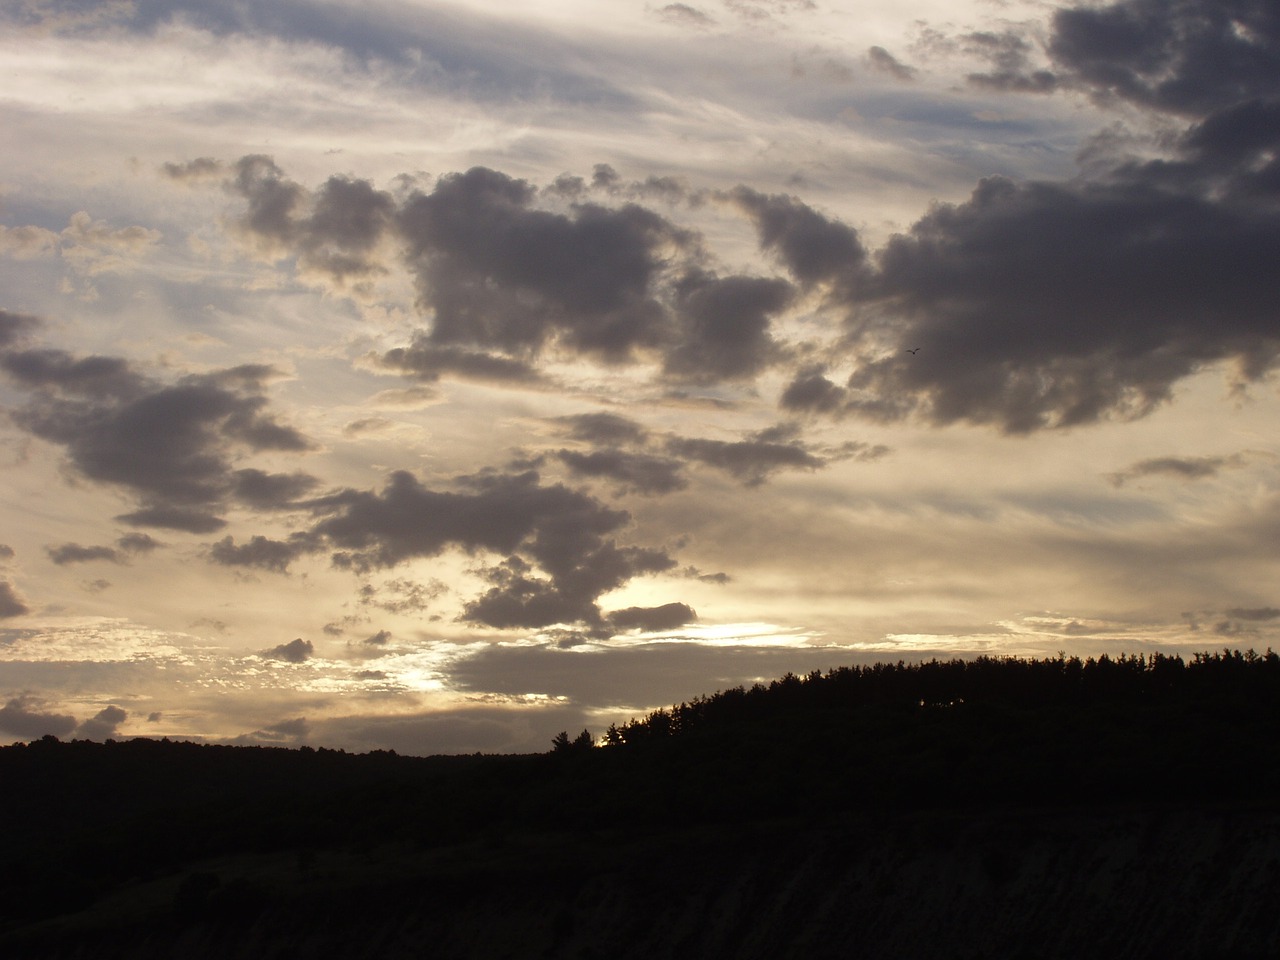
{"left": 3, "top": 651, "right": 1280, "bottom": 958}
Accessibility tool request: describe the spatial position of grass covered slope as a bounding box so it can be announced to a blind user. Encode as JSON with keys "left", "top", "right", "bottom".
{"left": 3, "top": 651, "right": 1280, "bottom": 958}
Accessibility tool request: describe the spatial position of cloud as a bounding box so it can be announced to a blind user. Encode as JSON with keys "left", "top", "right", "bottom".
{"left": 5, "top": 0, "right": 636, "bottom": 111}
{"left": 377, "top": 341, "right": 544, "bottom": 385}
{"left": 160, "top": 156, "right": 224, "bottom": 182}
{"left": 75, "top": 704, "right": 127, "bottom": 741}
{"left": 607, "top": 602, "right": 697, "bottom": 632}
{"left": 665, "top": 428, "right": 826, "bottom": 486}
{"left": 209, "top": 535, "right": 307, "bottom": 573}
{"left": 48, "top": 532, "right": 161, "bottom": 566}
{"left": 397, "top": 166, "right": 686, "bottom": 363}
{"left": 0, "top": 582, "right": 29, "bottom": 618}
{"left": 231, "top": 468, "right": 321, "bottom": 509}
{"left": 292, "top": 468, "right": 679, "bottom": 631}
{"left": 833, "top": 164, "right": 1280, "bottom": 431}
{"left": 238, "top": 716, "right": 310, "bottom": 743}
{"left": 116, "top": 533, "right": 161, "bottom": 554}
{"left": 58, "top": 211, "right": 162, "bottom": 273}
{"left": 116, "top": 506, "right": 227, "bottom": 534}
{"left": 262, "top": 638, "right": 314, "bottom": 662}
{"left": 780, "top": 367, "right": 850, "bottom": 415}
{"left": 1109, "top": 454, "right": 1247, "bottom": 486}
{"left": 1, "top": 345, "right": 315, "bottom": 530}
{"left": 726, "top": 186, "right": 867, "bottom": 292}
{"left": 963, "top": 28, "right": 1058, "bottom": 93}
{"left": 1048, "top": 0, "right": 1280, "bottom": 116}
{"left": 229, "top": 156, "right": 397, "bottom": 291}
{"left": 0, "top": 697, "right": 76, "bottom": 739}
{"left": 46, "top": 543, "right": 122, "bottom": 566}
{"left": 866, "top": 45, "right": 918, "bottom": 81}
{"left": 554, "top": 412, "right": 650, "bottom": 446}
{"left": 363, "top": 629, "right": 392, "bottom": 646}
{"left": 1225, "top": 607, "right": 1280, "bottom": 621}
{"left": 663, "top": 271, "right": 794, "bottom": 382}
{"left": 0, "top": 311, "right": 40, "bottom": 347}
{"left": 0, "top": 225, "right": 60, "bottom": 259}
{"left": 554, "top": 448, "right": 688, "bottom": 496}
{"left": 357, "top": 578, "right": 446, "bottom": 614}
{"left": 721, "top": 1, "right": 1278, "bottom": 434}
{"left": 548, "top": 412, "right": 856, "bottom": 492}
{"left": 656, "top": 4, "right": 715, "bottom": 28}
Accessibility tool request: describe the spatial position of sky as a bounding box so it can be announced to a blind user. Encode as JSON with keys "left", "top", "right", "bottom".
{"left": 1, "top": 0, "right": 1278, "bottom": 755}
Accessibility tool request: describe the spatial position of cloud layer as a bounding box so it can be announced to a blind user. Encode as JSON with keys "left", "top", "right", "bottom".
{"left": 1, "top": 0, "right": 1278, "bottom": 754}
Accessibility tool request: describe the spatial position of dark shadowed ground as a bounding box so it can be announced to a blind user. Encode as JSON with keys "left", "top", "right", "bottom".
{"left": 3, "top": 652, "right": 1279, "bottom": 958}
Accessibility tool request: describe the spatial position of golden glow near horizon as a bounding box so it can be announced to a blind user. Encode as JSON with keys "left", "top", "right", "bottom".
{"left": 1, "top": 0, "right": 1278, "bottom": 754}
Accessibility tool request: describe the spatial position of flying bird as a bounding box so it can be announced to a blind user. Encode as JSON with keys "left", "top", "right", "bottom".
{"left": 905, "top": 347, "right": 920, "bottom": 354}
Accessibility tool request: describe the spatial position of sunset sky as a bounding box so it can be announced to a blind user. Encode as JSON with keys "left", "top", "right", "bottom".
{"left": 2, "top": 0, "right": 1278, "bottom": 754}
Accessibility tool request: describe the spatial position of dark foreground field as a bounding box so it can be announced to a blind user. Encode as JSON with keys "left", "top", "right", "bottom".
{"left": 3, "top": 651, "right": 1279, "bottom": 959}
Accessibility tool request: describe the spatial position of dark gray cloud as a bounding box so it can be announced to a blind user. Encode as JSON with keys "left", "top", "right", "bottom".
{"left": 1225, "top": 606, "right": 1280, "bottom": 621}
{"left": 46, "top": 543, "right": 121, "bottom": 566}
{"left": 0, "top": 697, "right": 76, "bottom": 739}
{"left": 231, "top": 468, "right": 321, "bottom": 509}
{"left": 263, "top": 638, "right": 313, "bottom": 662}
{"left": 607, "top": 601, "right": 697, "bottom": 632}
{"left": 663, "top": 271, "right": 794, "bottom": 382}
{"left": 0, "top": 545, "right": 14, "bottom": 560}
{"left": 867, "top": 45, "right": 918, "bottom": 81}
{"left": 780, "top": 366, "right": 849, "bottom": 415}
{"left": 2, "top": 348, "right": 146, "bottom": 400}
{"left": 223, "top": 157, "right": 800, "bottom": 387}
{"left": 116, "top": 506, "right": 227, "bottom": 534}
{"left": 665, "top": 429, "right": 826, "bottom": 486}
{"left": 0, "top": 582, "right": 29, "bottom": 618}
{"left": 753, "top": 0, "right": 1280, "bottom": 433}
{"left": 378, "top": 340, "right": 543, "bottom": 385}
{"left": 548, "top": 412, "right": 860, "bottom": 492}
{"left": 47, "top": 532, "right": 161, "bottom": 566}
{"left": 554, "top": 412, "right": 650, "bottom": 447}
{"left": 160, "top": 156, "right": 223, "bottom": 182}
{"left": 1, "top": 344, "right": 315, "bottom": 530}
{"left": 964, "top": 28, "right": 1058, "bottom": 93}
{"left": 209, "top": 535, "right": 307, "bottom": 573}
{"left": 726, "top": 186, "right": 867, "bottom": 292}
{"left": 75, "top": 705, "right": 127, "bottom": 741}
{"left": 237, "top": 716, "right": 310, "bottom": 743}
{"left": 0, "top": 309, "right": 40, "bottom": 348}
{"left": 229, "top": 156, "right": 396, "bottom": 288}
{"left": 209, "top": 159, "right": 814, "bottom": 388}
{"left": 838, "top": 163, "right": 1280, "bottom": 431}
{"left": 1109, "top": 454, "right": 1246, "bottom": 486}
{"left": 555, "top": 449, "right": 688, "bottom": 496}
{"left": 297, "top": 469, "right": 678, "bottom": 631}
{"left": 363, "top": 629, "right": 392, "bottom": 646}
{"left": 397, "top": 166, "right": 686, "bottom": 363}
{"left": 116, "top": 532, "right": 161, "bottom": 554}
{"left": 1048, "top": 0, "right": 1280, "bottom": 116}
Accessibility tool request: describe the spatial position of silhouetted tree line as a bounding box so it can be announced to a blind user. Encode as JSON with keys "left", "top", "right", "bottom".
{"left": 599, "top": 650, "right": 1280, "bottom": 748}
{"left": 3, "top": 651, "right": 1279, "bottom": 946}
